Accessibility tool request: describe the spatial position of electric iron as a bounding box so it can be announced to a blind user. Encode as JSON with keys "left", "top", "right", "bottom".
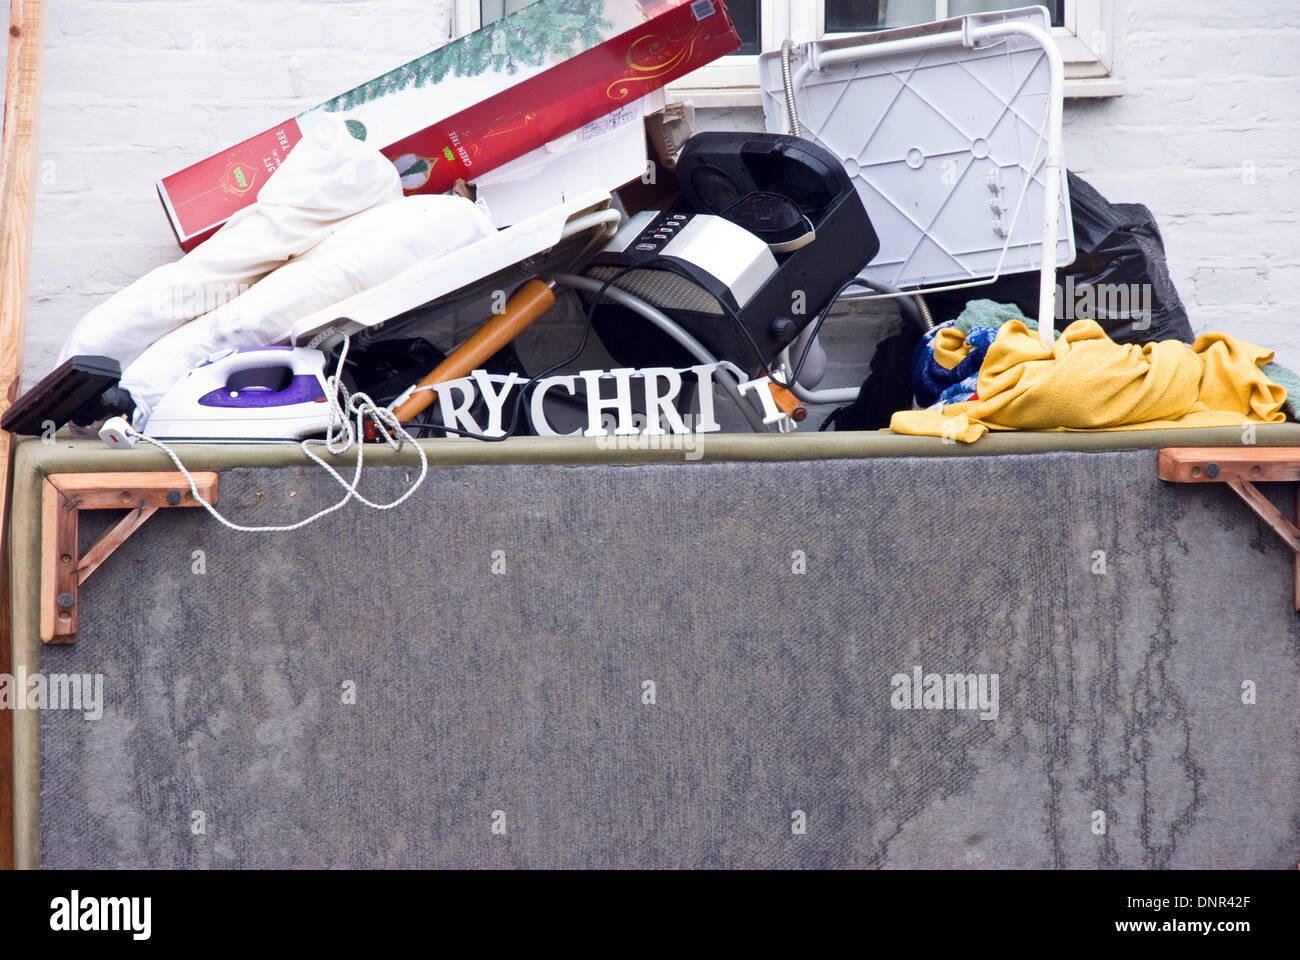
{"left": 143, "top": 347, "right": 333, "bottom": 442}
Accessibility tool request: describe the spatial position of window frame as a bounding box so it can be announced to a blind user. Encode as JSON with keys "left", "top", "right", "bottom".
{"left": 672, "top": 0, "right": 1120, "bottom": 105}
{"left": 450, "top": 1, "right": 1119, "bottom": 104}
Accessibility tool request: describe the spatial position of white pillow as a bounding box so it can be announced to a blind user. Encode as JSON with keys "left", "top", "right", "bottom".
{"left": 58, "top": 115, "right": 403, "bottom": 368}
{"left": 121, "top": 194, "right": 496, "bottom": 422}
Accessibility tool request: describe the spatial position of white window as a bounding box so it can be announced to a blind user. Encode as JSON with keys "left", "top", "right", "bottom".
{"left": 454, "top": 1, "right": 1119, "bottom": 105}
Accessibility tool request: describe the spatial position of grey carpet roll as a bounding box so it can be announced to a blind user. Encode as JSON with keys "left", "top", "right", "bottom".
{"left": 27, "top": 451, "right": 1300, "bottom": 868}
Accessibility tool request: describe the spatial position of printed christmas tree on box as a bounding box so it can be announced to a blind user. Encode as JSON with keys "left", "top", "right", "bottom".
{"left": 158, "top": 0, "right": 739, "bottom": 251}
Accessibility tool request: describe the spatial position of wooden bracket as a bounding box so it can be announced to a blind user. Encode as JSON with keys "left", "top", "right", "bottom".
{"left": 1158, "top": 448, "right": 1300, "bottom": 610}
{"left": 40, "top": 472, "right": 217, "bottom": 644}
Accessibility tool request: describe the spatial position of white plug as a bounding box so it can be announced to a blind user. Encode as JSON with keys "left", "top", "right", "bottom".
{"left": 99, "top": 416, "right": 137, "bottom": 449}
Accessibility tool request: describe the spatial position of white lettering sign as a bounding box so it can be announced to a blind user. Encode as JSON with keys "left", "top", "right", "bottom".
{"left": 416, "top": 364, "right": 778, "bottom": 438}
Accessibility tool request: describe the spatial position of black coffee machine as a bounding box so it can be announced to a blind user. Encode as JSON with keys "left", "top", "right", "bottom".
{"left": 583, "top": 131, "right": 879, "bottom": 371}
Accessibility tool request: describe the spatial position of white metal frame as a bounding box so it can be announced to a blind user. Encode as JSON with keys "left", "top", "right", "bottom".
{"left": 780, "top": 13, "right": 1067, "bottom": 405}
{"left": 795, "top": 17, "right": 1065, "bottom": 345}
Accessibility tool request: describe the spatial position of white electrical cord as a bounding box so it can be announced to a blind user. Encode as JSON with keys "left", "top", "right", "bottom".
{"left": 118, "top": 337, "right": 430, "bottom": 533}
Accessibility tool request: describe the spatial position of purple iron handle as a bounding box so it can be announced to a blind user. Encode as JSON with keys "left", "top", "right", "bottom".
{"left": 199, "top": 371, "right": 326, "bottom": 409}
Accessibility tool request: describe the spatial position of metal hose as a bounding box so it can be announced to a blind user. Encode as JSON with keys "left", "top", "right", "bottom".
{"left": 912, "top": 292, "right": 936, "bottom": 331}
{"left": 549, "top": 273, "right": 768, "bottom": 433}
{"left": 781, "top": 39, "right": 802, "bottom": 137}
{"left": 784, "top": 277, "right": 935, "bottom": 405}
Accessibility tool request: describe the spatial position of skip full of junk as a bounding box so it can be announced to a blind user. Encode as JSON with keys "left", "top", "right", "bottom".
{"left": 8, "top": 0, "right": 1296, "bottom": 530}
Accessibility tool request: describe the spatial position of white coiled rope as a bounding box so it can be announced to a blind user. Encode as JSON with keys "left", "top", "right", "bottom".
{"left": 126, "top": 336, "right": 429, "bottom": 533}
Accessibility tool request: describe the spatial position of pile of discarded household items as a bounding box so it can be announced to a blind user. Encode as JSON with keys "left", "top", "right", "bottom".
{"left": 8, "top": 1, "right": 1295, "bottom": 517}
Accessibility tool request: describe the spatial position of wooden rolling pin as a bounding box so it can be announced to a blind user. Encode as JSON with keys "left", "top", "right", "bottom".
{"left": 765, "top": 375, "right": 807, "bottom": 422}
{"left": 391, "top": 278, "right": 556, "bottom": 423}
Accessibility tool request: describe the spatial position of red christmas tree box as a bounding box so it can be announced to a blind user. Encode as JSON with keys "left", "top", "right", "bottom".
{"left": 157, "top": 0, "right": 739, "bottom": 250}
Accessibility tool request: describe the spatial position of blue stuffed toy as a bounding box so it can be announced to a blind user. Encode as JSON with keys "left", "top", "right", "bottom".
{"left": 911, "top": 322, "right": 999, "bottom": 408}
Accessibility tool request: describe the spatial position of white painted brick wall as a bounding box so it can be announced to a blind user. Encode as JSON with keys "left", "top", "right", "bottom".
{"left": 1064, "top": 0, "right": 1300, "bottom": 361}
{"left": 20, "top": 0, "right": 1300, "bottom": 393}
{"left": 25, "top": 0, "right": 455, "bottom": 385}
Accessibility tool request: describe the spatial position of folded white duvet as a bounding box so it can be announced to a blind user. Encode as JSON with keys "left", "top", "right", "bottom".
{"left": 121, "top": 193, "right": 496, "bottom": 421}
{"left": 58, "top": 116, "right": 403, "bottom": 368}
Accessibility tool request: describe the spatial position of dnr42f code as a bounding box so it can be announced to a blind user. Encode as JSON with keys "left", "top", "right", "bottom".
{"left": 1128, "top": 897, "right": 1251, "bottom": 911}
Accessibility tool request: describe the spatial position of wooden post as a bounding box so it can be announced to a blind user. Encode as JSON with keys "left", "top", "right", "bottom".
{"left": 0, "top": 0, "right": 49, "bottom": 871}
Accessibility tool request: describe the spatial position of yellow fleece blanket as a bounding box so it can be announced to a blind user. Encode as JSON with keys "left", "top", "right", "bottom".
{"left": 890, "top": 318, "right": 1287, "bottom": 443}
